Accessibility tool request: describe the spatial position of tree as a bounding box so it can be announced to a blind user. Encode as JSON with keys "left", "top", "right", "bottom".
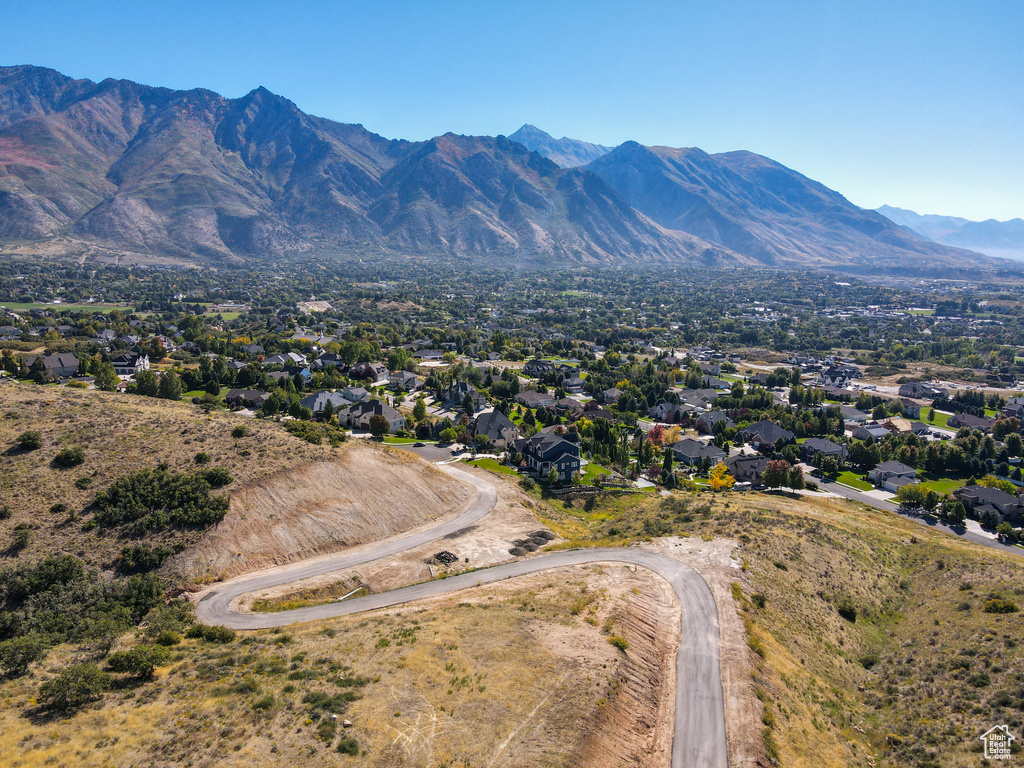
{"left": 16, "top": 430, "right": 42, "bottom": 451}
{"left": 94, "top": 362, "right": 119, "bottom": 392}
{"left": 1008, "top": 432, "right": 1023, "bottom": 457}
{"left": 439, "top": 427, "right": 457, "bottom": 444}
{"left": 817, "top": 454, "right": 840, "bottom": 478}
{"left": 135, "top": 369, "right": 159, "bottom": 397}
{"left": 158, "top": 371, "right": 182, "bottom": 401}
{"left": 895, "top": 483, "right": 926, "bottom": 509}
{"left": 661, "top": 448, "right": 675, "bottom": 486}
{"left": 546, "top": 467, "right": 559, "bottom": 485}
{"left": 787, "top": 464, "right": 804, "bottom": 490}
{"left": 37, "top": 664, "right": 111, "bottom": 712}
{"left": 0, "top": 635, "right": 47, "bottom": 677}
{"left": 927, "top": 407, "right": 936, "bottom": 423}
{"left": 647, "top": 423, "right": 665, "bottom": 446}
{"left": 939, "top": 497, "right": 967, "bottom": 524}
{"left": 368, "top": 414, "right": 390, "bottom": 439}
{"left": 107, "top": 645, "right": 169, "bottom": 680}
{"left": 762, "top": 459, "right": 791, "bottom": 489}
{"left": 708, "top": 463, "right": 735, "bottom": 491}
{"left": 461, "top": 393, "right": 475, "bottom": 417}
{"left": 412, "top": 398, "right": 427, "bottom": 422}
{"left": 205, "top": 379, "right": 221, "bottom": 397}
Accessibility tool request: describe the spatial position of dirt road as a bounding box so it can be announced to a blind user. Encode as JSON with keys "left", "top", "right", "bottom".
{"left": 194, "top": 464, "right": 728, "bottom": 768}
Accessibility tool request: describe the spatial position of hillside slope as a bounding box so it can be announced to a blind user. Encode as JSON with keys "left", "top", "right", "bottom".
{"left": 509, "top": 123, "right": 612, "bottom": 167}
{"left": 878, "top": 204, "right": 1024, "bottom": 261}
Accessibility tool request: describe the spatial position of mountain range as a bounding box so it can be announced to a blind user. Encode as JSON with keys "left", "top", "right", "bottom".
{"left": 877, "top": 205, "right": 1024, "bottom": 262}
{"left": 0, "top": 65, "right": 1004, "bottom": 272}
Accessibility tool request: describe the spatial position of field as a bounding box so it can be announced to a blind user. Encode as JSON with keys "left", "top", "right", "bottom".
{"left": 0, "top": 301, "right": 135, "bottom": 313}
{"left": 837, "top": 471, "right": 872, "bottom": 490}
{"left": 916, "top": 474, "right": 969, "bottom": 494}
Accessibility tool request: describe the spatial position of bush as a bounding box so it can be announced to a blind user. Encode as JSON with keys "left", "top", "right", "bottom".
{"left": 519, "top": 477, "right": 537, "bottom": 492}
{"left": 0, "top": 506, "right": 10, "bottom": 520}
{"left": 193, "top": 452, "right": 211, "bottom": 464}
{"left": 155, "top": 630, "right": 181, "bottom": 647}
{"left": 607, "top": 635, "right": 629, "bottom": 652}
{"left": 253, "top": 695, "right": 275, "bottom": 711}
{"left": 16, "top": 430, "right": 41, "bottom": 451}
{"left": 231, "top": 425, "right": 247, "bottom": 438}
{"left": 53, "top": 446, "right": 85, "bottom": 468}
{"left": 751, "top": 593, "right": 767, "bottom": 609}
{"left": 37, "top": 664, "right": 111, "bottom": 712}
{"left": 837, "top": 603, "right": 857, "bottom": 623}
{"left": 92, "top": 466, "right": 231, "bottom": 533}
{"left": 107, "top": 644, "right": 169, "bottom": 679}
{"left": 118, "top": 544, "right": 172, "bottom": 573}
{"left": 10, "top": 525, "right": 32, "bottom": 552}
{"left": 0, "top": 635, "right": 47, "bottom": 677}
{"left": 858, "top": 653, "right": 880, "bottom": 670}
{"left": 48, "top": 503, "right": 66, "bottom": 514}
{"left": 74, "top": 476, "right": 93, "bottom": 489}
{"left": 186, "top": 624, "right": 236, "bottom": 643}
{"left": 984, "top": 598, "right": 1019, "bottom": 614}
{"left": 336, "top": 738, "right": 359, "bottom": 756}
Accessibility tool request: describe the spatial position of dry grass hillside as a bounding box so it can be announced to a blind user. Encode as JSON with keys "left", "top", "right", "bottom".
{"left": 525, "top": 479, "right": 1024, "bottom": 768}
{"left": 0, "top": 564, "right": 676, "bottom": 768}
{"left": 169, "top": 446, "right": 471, "bottom": 585}
{"left": 0, "top": 382, "right": 338, "bottom": 568}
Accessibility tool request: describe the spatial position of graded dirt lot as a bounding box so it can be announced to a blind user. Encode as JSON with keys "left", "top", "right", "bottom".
{"left": 169, "top": 444, "right": 471, "bottom": 585}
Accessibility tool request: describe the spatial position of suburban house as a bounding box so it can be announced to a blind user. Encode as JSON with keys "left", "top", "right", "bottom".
{"left": 414, "top": 349, "right": 444, "bottom": 361}
{"left": 898, "top": 382, "right": 948, "bottom": 400}
{"left": 446, "top": 381, "right": 488, "bottom": 410}
{"left": 740, "top": 420, "right": 795, "bottom": 448}
{"left": 852, "top": 423, "right": 891, "bottom": 442}
{"left": 240, "top": 343, "right": 264, "bottom": 358}
{"left": 954, "top": 486, "right": 1023, "bottom": 524}
{"left": 523, "top": 359, "right": 557, "bottom": 377}
{"left": 337, "top": 399, "right": 405, "bottom": 433}
{"left": 947, "top": 413, "right": 995, "bottom": 433}
{"left": 701, "top": 375, "right": 731, "bottom": 390}
{"left": 111, "top": 352, "right": 150, "bottom": 376}
{"left": 473, "top": 409, "right": 521, "bottom": 449}
{"left": 598, "top": 387, "right": 623, "bottom": 405}
{"left": 1003, "top": 397, "right": 1024, "bottom": 419}
{"left": 299, "top": 391, "right": 353, "bottom": 414}
{"left": 264, "top": 352, "right": 306, "bottom": 366}
{"left": 801, "top": 438, "right": 848, "bottom": 462}
{"left": 350, "top": 362, "right": 390, "bottom": 385}
{"left": 24, "top": 352, "right": 79, "bottom": 379}
{"left": 840, "top": 405, "right": 870, "bottom": 425}
{"left": 311, "top": 352, "right": 346, "bottom": 371}
{"left": 867, "top": 461, "right": 919, "bottom": 491}
{"left": 553, "top": 397, "right": 583, "bottom": 417}
{"left": 562, "top": 375, "right": 585, "bottom": 393}
{"left": 339, "top": 386, "right": 370, "bottom": 403}
{"left": 896, "top": 398, "right": 924, "bottom": 418}
{"left": 515, "top": 390, "right": 556, "bottom": 409}
{"left": 669, "top": 438, "right": 726, "bottom": 467}
{"left": 696, "top": 411, "right": 736, "bottom": 433}
{"left": 726, "top": 454, "right": 769, "bottom": 486}
{"left": 511, "top": 433, "right": 581, "bottom": 482}
{"left": 225, "top": 389, "right": 271, "bottom": 408}
{"left": 389, "top": 370, "right": 422, "bottom": 392}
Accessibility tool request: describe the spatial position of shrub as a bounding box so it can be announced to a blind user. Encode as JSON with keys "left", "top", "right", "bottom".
{"left": 858, "top": 653, "right": 880, "bottom": 670}
{"left": 837, "top": 603, "right": 857, "bottom": 623}
{"left": 48, "top": 503, "right": 66, "bottom": 514}
{"left": 317, "top": 718, "right": 337, "bottom": 743}
{"left": 984, "top": 598, "right": 1019, "bottom": 614}
{"left": 336, "top": 738, "right": 359, "bottom": 756}
{"left": 193, "top": 452, "right": 211, "bottom": 464}
{"left": 607, "top": 635, "right": 629, "bottom": 652}
{"left": 186, "top": 624, "right": 236, "bottom": 644}
{"left": 16, "top": 430, "right": 41, "bottom": 451}
{"left": 155, "top": 631, "right": 181, "bottom": 647}
{"left": 0, "top": 635, "right": 47, "bottom": 677}
{"left": 519, "top": 477, "right": 537, "bottom": 492}
{"left": 253, "top": 695, "right": 275, "bottom": 711}
{"left": 53, "top": 446, "right": 85, "bottom": 468}
{"left": 107, "top": 644, "right": 169, "bottom": 679}
{"left": 231, "top": 425, "right": 247, "bottom": 438}
{"left": 10, "top": 525, "right": 32, "bottom": 552}
{"left": 118, "top": 544, "right": 172, "bottom": 573}
{"left": 751, "top": 593, "right": 767, "bottom": 609}
{"left": 0, "top": 505, "right": 10, "bottom": 520}
{"left": 74, "top": 476, "right": 93, "bottom": 489}
{"left": 92, "top": 466, "right": 230, "bottom": 533}
{"left": 37, "top": 664, "right": 111, "bottom": 712}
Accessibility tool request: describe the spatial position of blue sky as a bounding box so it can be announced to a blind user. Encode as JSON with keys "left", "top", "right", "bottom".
{"left": 4, "top": 0, "right": 1022, "bottom": 220}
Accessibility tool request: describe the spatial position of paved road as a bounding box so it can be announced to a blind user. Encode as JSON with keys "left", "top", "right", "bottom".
{"left": 194, "top": 465, "right": 729, "bottom": 768}
{"left": 819, "top": 478, "right": 1023, "bottom": 557}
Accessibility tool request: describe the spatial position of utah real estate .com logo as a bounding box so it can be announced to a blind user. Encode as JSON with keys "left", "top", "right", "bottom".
{"left": 981, "top": 725, "right": 1015, "bottom": 760}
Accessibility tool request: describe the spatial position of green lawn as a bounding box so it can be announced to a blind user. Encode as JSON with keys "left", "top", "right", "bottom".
{"left": 927, "top": 410, "right": 953, "bottom": 429}
{"left": 0, "top": 301, "right": 134, "bottom": 313}
{"left": 837, "top": 471, "right": 872, "bottom": 491}
{"left": 917, "top": 475, "right": 968, "bottom": 495}
{"left": 383, "top": 437, "right": 435, "bottom": 445}
{"left": 465, "top": 458, "right": 520, "bottom": 477}
{"left": 581, "top": 461, "right": 611, "bottom": 483}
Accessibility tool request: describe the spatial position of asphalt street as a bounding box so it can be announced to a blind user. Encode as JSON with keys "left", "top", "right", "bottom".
{"left": 194, "top": 465, "right": 729, "bottom": 768}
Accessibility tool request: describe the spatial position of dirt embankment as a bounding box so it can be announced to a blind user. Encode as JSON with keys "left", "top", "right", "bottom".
{"left": 168, "top": 443, "right": 471, "bottom": 584}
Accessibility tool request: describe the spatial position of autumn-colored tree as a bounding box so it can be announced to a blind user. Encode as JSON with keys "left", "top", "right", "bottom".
{"left": 762, "top": 459, "right": 791, "bottom": 489}
{"left": 708, "top": 462, "right": 735, "bottom": 491}
{"left": 647, "top": 424, "right": 665, "bottom": 446}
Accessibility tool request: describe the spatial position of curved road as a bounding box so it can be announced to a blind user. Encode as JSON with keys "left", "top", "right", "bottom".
{"left": 194, "top": 463, "right": 729, "bottom": 768}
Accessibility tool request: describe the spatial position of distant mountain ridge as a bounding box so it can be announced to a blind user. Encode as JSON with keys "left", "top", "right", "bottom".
{"left": 508, "top": 124, "right": 611, "bottom": 168}
{"left": 0, "top": 65, "right": 1006, "bottom": 272}
{"left": 877, "top": 205, "right": 1024, "bottom": 261}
